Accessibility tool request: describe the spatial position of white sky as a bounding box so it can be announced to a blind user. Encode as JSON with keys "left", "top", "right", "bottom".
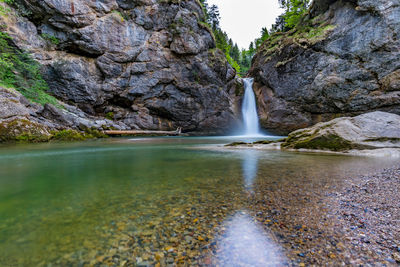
{"left": 207, "top": 0, "right": 284, "bottom": 49}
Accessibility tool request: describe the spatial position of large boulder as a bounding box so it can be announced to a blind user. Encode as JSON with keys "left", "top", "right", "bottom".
{"left": 1, "top": 0, "right": 238, "bottom": 134}
{"left": 250, "top": 0, "right": 400, "bottom": 135}
{"left": 0, "top": 118, "right": 51, "bottom": 143}
{"left": 282, "top": 111, "right": 400, "bottom": 151}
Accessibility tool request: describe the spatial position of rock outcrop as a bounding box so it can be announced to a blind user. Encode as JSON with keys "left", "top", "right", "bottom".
{"left": 0, "top": 86, "right": 118, "bottom": 142}
{"left": 0, "top": 0, "right": 238, "bottom": 135}
{"left": 282, "top": 111, "right": 400, "bottom": 151}
{"left": 250, "top": 0, "right": 400, "bottom": 135}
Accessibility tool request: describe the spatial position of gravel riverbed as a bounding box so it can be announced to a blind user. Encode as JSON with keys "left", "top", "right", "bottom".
{"left": 125, "top": 166, "right": 400, "bottom": 266}
{"left": 241, "top": 166, "right": 400, "bottom": 266}
{"left": 39, "top": 158, "right": 400, "bottom": 267}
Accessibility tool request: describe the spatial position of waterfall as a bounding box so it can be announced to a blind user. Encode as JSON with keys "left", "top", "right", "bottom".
{"left": 242, "top": 78, "right": 261, "bottom": 136}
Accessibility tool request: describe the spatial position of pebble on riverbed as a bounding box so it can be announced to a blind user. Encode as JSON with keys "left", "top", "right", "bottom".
{"left": 49, "top": 167, "right": 400, "bottom": 267}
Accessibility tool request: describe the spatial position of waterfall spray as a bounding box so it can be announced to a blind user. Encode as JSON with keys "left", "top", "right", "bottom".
{"left": 242, "top": 78, "right": 261, "bottom": 136}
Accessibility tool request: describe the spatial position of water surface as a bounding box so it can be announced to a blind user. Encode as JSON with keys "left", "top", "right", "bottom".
{"left": 0, "top": 137, "right": 397, "bottom": 266}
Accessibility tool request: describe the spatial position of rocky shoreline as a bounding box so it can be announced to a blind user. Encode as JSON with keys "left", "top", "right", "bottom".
{"left": 331, "top": 167, "right": 400, "bottom": 266}
{"left": 248, "top": 166, "right": 400, "bottom": 266}
{"left": 205, "top": 166, "right": 400, "bottom": 266}
{"left": 224, "top": 142, "right": 400, "bottom": 158}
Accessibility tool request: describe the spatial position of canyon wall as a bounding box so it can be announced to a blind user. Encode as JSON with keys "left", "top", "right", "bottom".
{"left": 0, "top": 0, "right": 239, "bottom": 135}
{"left": 250, "top": 0, "right": 400, "bottom": 135}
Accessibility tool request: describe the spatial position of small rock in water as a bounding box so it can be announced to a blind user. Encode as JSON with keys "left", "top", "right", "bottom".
{"left": 392, "top": 252, "right": 400, "bottom": 263}
{"left": 137, "top": 261, "right": 151, "bottom": 267}
{"left": 165, "top": 246, "right": 174, "bottom": 252}
{"left": 155, "top": 252, "right": 164, "bottom": 261}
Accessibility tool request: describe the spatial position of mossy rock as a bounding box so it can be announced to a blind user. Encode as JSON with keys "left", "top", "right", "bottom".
{"left": 50, "top": 130, "right": 87, "bottom": 141}
{"left": 0, "top": 118, "right": 51, "bottom": 143}
{"left": 224, "top": 141, "right": 250, "bottom": 147}
{"left": 84, "top": 127, "right": 109, "bottom": 139}
{"left": 252, "top": 140, "right": 282, "bottom": 145}
{"left": 282, "top": 134, "right": 355, "bottom": 151}
{"left": 207, "top": 49, "right": 228, "bottom": 69}
{"left": 259, "top": 19, "right": 336, "bottom": 61}
{"left": 50, "top": 128, "right": 108, "bottom": 142}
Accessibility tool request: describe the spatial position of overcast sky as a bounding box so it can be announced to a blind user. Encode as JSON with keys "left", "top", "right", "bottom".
{"left": 207, "top": 0, "right": 284, "bottom": 49}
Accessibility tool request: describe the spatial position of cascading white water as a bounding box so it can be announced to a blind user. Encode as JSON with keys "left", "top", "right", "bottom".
{"left": 242, "top": 78, "right": 261, "bottom": 136}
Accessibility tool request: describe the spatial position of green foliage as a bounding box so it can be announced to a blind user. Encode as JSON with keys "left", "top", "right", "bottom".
{"left": 112, "top": 10, "right": 129, "bottom": 22}
{"left": 278, "top": 0, "right": 310, "bottom": 30}
{"left": 255, "top": 27, "right": 270, "bottom": 49}
{"left": 105, "top": 112, "right": 114, "bottom": 120}
{"left": 301, "top": 24, "right": 336, "bottom": 40}
{"left": 201, "top": 1, "right": 242, "bottom": 75}
{"left": 212, "top": 28, "right": 240, "bottom": 73}
{"left": 0, "top": 31, "right": 60, "bottom": 106}
{"left": 40, "top": 33, "right": 60, "bottom": 45}
{"left": 1, "top": 0, "right": 14, "bottom": 5}
{"left": 1, "top": 0, "right": 31, "bottom": 17}
{"left": 226, "top": 53, "right": 240, "bottom": 73}
{"left": 0, "top": 0, "right": 13, "bottom": 16}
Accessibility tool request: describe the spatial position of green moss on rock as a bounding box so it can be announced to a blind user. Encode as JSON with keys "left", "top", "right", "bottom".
{"left": 50, "top": 128, "right": 108, "bottom": 141}
{"left": 50, "top": 130, "right": 86, "bottom": 141}
{"left": 84, "top": 127, "right": 109, "bottom": 139}
{"left": 259, "top": 19, "right": 336, "bottom": 61}
{"left": 282, "top": 134, "right": 355, "bottom": 151}
{"left": 252, "top": 140, "right": 282, "bottom": 145}
{"left": 224, "top": 141, "right": 250, "bottom": 147}
{"left": 0, "top": 118, "right": 51, "bottom": 143}
{"left": 0, "top": 118, "right": 110, "bottom": 143}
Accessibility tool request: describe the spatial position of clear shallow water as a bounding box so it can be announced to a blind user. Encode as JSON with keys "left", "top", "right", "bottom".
{"left": 0, "top": 137, "right": 398, "bottom": 266}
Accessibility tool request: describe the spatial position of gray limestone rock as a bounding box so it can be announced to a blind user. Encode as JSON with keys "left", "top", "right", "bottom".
{"left": 2, "top": 0, "right": 238, "bottom": 134}
{"left": 250, "top": 0, "right": 400, "bottom": 135}
{"left": 282, "top": 111, "right": 400, "bottom": 151}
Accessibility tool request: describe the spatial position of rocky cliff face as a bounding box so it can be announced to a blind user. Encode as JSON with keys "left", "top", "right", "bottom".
{"left": 1, "top": 0, "right": 238, "bottom": 134}
{"left": 250, "top": 0, "right": 400, "bottom": 135}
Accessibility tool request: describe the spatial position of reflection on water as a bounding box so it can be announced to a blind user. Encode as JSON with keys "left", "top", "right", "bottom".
{"left": 0, "top": 137, "right": 398, "bottom": 266}
{"left": 215, "top": 211, "right": 286, "bottom": 266}
{"left": 241, "top": 150, "right": 260, "bottom": 192}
